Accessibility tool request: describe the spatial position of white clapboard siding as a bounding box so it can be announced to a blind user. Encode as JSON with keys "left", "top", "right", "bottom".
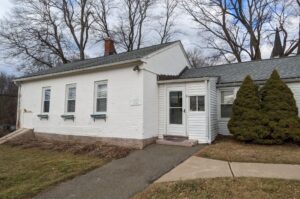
{"left": 288, "top": 82, "right": 300, "bottom": 117}
{"left": 209, "top": 78, "right": 218, "bottom": 142}
{"left": 158, "top": 84, "right": 167, "bottom": 138}
{"left": 186, "top": 81, "right": 208, "bottom": 143}
{"left": 217, "top": 82, "right": 300, "bottom": 136}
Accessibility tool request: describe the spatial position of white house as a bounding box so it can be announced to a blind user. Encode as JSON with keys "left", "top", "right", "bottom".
{"left": 14, "top": 40, "right": 300, "bottom": 148}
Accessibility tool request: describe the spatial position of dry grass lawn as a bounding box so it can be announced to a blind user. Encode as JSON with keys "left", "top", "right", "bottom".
{"left": 0, "top": 141, "right": 131, "bottom": 199}
{"left": 133, "top": 178, "right": 300, "bottom": 199}
{"left": 197, "top": 136, "right": 300, "bottom": 164}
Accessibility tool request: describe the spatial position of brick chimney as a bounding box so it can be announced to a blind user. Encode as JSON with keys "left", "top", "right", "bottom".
{"left": 104, "top": 38, "right": 116, "bottom": 56}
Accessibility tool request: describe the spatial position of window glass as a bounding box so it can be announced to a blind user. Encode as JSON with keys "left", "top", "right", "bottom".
{"left": 189, "top": 96, "right": 205, "bottom": 112}
{"left": 42, "top": 88, "right": 51, "bottom": 113}
{"left": 95, "top": 82, "right": 107, "bottom": 113}
{"left": 221, "top": 91, "right": 234, "bottom": 104}
{"left": 198, "top": 96, "right": 205, "bottom": 111}
{"left": 66, "top": 85, "right": 76, "bottom": 113}
{"left": 169, "top": 91, "right": 183, "bottom": 124}
{"left": 190, "top": 96, "right": 197, "bottom": 111}
{"left": 221, "top": 90, "right": 234, "bottom": 118}
{"left": 170, "top": 92, "right": 182, "bottom": 107}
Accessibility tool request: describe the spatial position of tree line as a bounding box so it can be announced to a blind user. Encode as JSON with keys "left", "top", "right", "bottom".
{"left": 0, "top": 0, "right": 299, "bottom": 71}
{"left": 0, "top": 73, "right": 17, "bottom": 128}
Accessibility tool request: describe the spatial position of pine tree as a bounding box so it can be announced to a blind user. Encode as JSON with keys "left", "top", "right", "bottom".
{"left": 228, "top": 75, "right": 268, "bottom": 142}
{"left": 260, "top": 70, "right": 300, "bottom": 143}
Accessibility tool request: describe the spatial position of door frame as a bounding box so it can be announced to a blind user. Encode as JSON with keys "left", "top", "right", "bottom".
{"left": 166, "top": 86, "right": 187, "bottom": 137}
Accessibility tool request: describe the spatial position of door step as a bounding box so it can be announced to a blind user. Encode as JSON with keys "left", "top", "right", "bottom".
{"left": 156, "top": 138, "right": 198, "bottom": 147}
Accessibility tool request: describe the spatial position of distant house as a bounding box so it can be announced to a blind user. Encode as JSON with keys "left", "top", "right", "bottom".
{"left": 14, "top": 39, "right": 300, "bottom": 148}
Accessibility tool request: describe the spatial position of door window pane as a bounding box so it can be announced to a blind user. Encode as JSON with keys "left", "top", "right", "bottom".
{"left": 170, "top": 92, "right": 182, "bottom": 107}
{"left": 170, "top": 108, "right": 182, "bottom": 124}
{"left": 169, "top": 91, "right": 183, "bottom": 124}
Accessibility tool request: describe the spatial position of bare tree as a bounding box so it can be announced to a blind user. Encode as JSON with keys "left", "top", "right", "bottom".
{"left": 0, "top": 73, "right": 17, "bottom": 129}
{"left": 115, "top": 0, "right": 155, "bottom": 51}
{"left": 269, "top": 0, "right": 300, "bottom": 56}
{"left": 0, "top": 0, "right": 107, "bottom": 72}
{"left": 91, "top": 0, "right": 114, "bottom": 40}
{"left": 187, "top": 48, "right": 210, "bottom": 67}
{"left": 155, "top": 0, "right": 178, "bottom": 44}
{"left": 180, "top": 0, "right": 300, "bottom": 62}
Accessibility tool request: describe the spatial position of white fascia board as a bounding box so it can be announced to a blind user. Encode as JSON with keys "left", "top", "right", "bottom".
{"left": 14, "top": 59, "right": 143, "bottom": 84}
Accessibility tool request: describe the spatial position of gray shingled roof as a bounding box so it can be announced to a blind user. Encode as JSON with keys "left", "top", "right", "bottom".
{"left": 19, "top": 41, "right": 176, "bottom": 79}
{"left": 179, "top": 55, "right": 300, "bottom": 85}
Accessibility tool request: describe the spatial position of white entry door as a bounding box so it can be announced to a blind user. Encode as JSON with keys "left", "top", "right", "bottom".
{"left": 166, "top": 87, "right": 186, "bottom": 136}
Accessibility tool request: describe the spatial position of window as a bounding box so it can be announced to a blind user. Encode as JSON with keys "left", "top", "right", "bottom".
{"left": 66, "top": 84, "right": 76, "bottom": 113}
{"left": 95, "top": 81, "right": 107, "bottom": 113}
{"left": 221, "top": 90, "right": 235, "bottom": 118}
{"left": 169, "top": 91, "right": 183, "bottom": 124}
{"left": 190, "top": 96, "right": 205, "bottom": 112}
{"left": 42, "top": 87, "right": 51, "bottom": 113}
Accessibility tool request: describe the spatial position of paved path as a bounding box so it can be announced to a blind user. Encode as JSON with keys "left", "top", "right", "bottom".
{"left": 157, "top": 156, "right": 300, "bottom": 182}
{"left": 34, "top": 144, "right": 203, "bottom": 199}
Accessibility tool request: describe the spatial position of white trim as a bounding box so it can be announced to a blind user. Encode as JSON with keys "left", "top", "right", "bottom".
{"left": 94, "top": 80, "right": 108, "bottom": 115}
{"left": 14, "top": 59, "right": 143, "bottom": 83}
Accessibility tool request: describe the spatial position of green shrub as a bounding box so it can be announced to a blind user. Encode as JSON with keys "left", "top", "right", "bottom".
{"left": 260, "top": 70, "right": 300, "bottom": 143}
{"left": 228, "top": 76, "right": 268, "bottom": 142}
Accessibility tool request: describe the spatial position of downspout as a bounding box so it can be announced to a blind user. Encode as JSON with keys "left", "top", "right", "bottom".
{"left": 16, "top": 84, "right": 21, "bottom": 129}
{"left": 206, "top": 80, "right": 211, "bottom": 144}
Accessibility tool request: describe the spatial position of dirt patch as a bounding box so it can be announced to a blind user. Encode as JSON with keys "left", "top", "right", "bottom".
{"left": 197, "top": 135, "right": 300, "bottom": 164}
{"left": 0, "top": 130, "right": 9, "bottom": 138}
{"left": 7, "top": 139, "right": 133, "bottom": 159}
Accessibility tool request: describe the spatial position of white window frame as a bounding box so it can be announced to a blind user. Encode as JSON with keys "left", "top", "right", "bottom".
{"left": 65, "top": 84, "right": 77, "bottom": 114}
{"left": 218, "top": 88, "right": 238, "bottom": 120}
{"left": 189, "top": 95, "right": 206, "bottom": 112}
{"left": 41, "top": 87, "right": 51, "bottom": 114}
{"left": 94, "top": 81, "right": 108, "bottom": 114}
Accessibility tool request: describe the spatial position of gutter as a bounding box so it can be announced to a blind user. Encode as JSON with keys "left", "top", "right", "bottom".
{"left": 157, "top": 77, "right": 217, "bottom": 84}
{"left": 14, "top": 59, "right": 144, "bottom": 83}
{"left": 217, "top": 77, "right": 300, "bottom": 88}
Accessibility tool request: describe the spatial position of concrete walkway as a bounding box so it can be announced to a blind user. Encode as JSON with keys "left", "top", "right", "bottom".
{"left": 157, "top": 156, "right": 300, "bottom": 182}
{"left": 34, "top": 144, "right": 203, "bottom": 199}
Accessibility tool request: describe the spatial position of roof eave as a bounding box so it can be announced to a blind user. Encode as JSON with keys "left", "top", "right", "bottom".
{"left": 157, "top": 77, "right": 219, "bottom": 84}
{"left": 216, "top": 77, "right": 300, "bottom": 88}
{"left": 14, "top": 59, "right": 144, "bottom": 83}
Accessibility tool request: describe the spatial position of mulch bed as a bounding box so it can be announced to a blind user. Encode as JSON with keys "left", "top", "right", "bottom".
{"left": 7, "top": 139, "right": 133, "bottom": 159}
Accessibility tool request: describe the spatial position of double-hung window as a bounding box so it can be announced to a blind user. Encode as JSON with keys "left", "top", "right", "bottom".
{"left": 94, "top": 81, "right": 107, "bottom": 114}
{"left": 42, "top": 87, "right": 51, "bottom": 113}
{"left": 65, "top": 84, "right": 76, "bottom": 113}
{"left": 190, "top": 96, "right": 205, "bottom": 112}
{"left": 220, "top": 90, "right": 235, "bottom": 118}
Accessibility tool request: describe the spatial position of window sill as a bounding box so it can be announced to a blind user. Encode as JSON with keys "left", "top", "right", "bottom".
{"left": 37, "top": 114, "right": 49, "bottom": 120}
{"left": 90, "top": 114, "right": 107, "bottom": 121}
{"left": 61, "top": 115, "right": 75, "bottom": 121}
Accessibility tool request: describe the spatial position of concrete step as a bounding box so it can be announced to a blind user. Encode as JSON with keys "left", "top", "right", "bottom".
{"left": 156, "top": 139, "right": 198, "bottom": 147}
{"left": 0, "top": 128, "right": 34, "bottom": 145}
